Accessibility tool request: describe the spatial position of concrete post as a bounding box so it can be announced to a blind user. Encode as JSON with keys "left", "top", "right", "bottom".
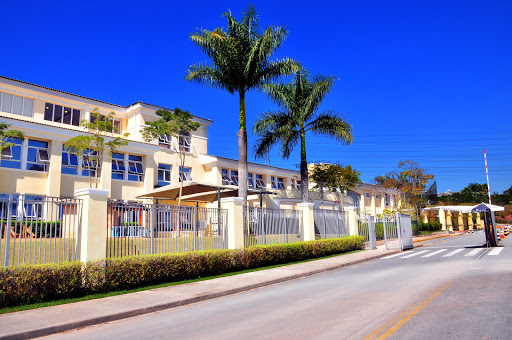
{"left": 221, "top": 197, "right": 245, "bottom": 249}
{"left": 422, "top": 212, "right": 428, "bottom": 223}
{"left": 47, "top": 140, "right": 63, "bottom": 197}
{"left": 446, "top": 211, "right": 453, "bottom": 231}
{"left": 439, "top": 209, "right": 446, "bottom": 230}
{"left": 75, "top": 188, "right": 109, "bottom": 262}
{"left": 370, "top": 194, "right": 376, "bottom": 216}
{"left": 468, "top": 213, "right": 474, "bottom": 230}
{"left": 458, "top": 212, "right": 464, "bottom": 231}
{"left": 345, "top": 206, "right": 359, "bottom": 236}
{"left": 297, "top": 203, "right": 315, "bottom": 241}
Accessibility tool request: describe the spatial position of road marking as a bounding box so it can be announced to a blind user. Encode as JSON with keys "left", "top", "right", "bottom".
{"left": 442, "top": 249, "right": 464, "bottom": 257}
{"left": 422, "top": 249, "right": 447, "bottom": 257}
{"left": 381, "top": 251, "right": 412, "bottom": 259}
{"left": 464, "top": 248, "right": 483, "bottom": 256}
{"left": 488, "top": 247, "right": 504, "bottom": 256}
{"left": 374, "top": 280, "right": 455, "bottom": 340}
{"left": 400, "top": 250, "right": 429, "bottom": 258}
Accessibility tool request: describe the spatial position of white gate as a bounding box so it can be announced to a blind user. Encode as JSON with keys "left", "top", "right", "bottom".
{"left": 398, "top": 213, "right": 414, "bottom": 250}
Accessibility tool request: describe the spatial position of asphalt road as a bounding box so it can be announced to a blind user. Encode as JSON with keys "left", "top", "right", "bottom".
{"left": 43, "top": 232, "right": 512, "bottom": 340}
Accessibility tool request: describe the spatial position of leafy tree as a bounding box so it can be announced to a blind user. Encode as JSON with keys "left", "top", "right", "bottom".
{"left": 64, "top": 108, "right": 129, "bottom": 188}
{"left": 253, "top": 70, "right": 353, "bottom": 202}
{"left": 0, "top": 123, "right": 24, "bottom": 154}
{"left": 397, "top": 160, "right": 434, "bottom": 222}
{"left": 141, "top": 108, "right": 200, "bottom": 206}
{"left": 310, "top": 162, "right": 361, "bottom": 208}
{"left": 186, "top": 5, "right": 299, "bottom": 203}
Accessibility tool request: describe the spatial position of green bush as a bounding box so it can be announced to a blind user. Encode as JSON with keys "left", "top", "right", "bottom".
{"left": 0, "top": 236, "right": 364, "bottom": 307}
{"left": 419, "top": 221, "right": 442, "bottom": 232}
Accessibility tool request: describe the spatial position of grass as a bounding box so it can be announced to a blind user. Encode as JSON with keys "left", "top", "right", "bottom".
{"left": 0, "top": 238, "right": 78, "bottom": 266}
{"left": 0, "top": 248, "right": 365, "bottom": 315}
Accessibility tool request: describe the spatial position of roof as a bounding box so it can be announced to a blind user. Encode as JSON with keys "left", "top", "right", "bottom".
{"left": 201, "top": 154, "right": 301, "bottom": 174}
{"left": 423, "top": 203, "right": 505, "bottom": 213}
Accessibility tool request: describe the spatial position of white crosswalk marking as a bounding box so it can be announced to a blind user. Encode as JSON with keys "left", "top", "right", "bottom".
{"left": 381, "top": 251, "right": 412, "bottom": 259}
{"left": 488, "top": 247, "right": 504, "bottom": 256}
{"left": 400, "top": 250, "right": 429, "bottom": 258}
{"left": 464, "top": 248, "right": 483, "bottom": 256}
{"left": 442, "top": 249, "right": 464, "bottom": 257}
{"left": 422, "top": 249, "right": 448, "bottom": 257}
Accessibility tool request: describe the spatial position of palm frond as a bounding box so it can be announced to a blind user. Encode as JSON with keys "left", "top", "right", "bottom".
{"left": 306, "top": 110, "right": 353, "bottom": 145}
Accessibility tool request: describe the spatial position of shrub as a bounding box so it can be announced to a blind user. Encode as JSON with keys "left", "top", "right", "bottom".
{"left": 419, "top": 221, "right": 442, "bottom": 231}
{"left": 0, "top": 236, "right": 364, "bottom": 308}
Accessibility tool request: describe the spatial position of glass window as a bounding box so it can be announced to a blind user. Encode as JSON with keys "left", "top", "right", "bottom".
{"left": 248, "top": 173, "right": 254, "bottom": 188}
{"left": 0, "top": 137, "right": 22, "bottom": 169}
{"left": 277, "top": 177, "right": 284, "bottom": 189}
{"left": 26, "top": 139, "right": 49, "bottom": 172}
{"left": 221, "top": 169, "right": 231, "bottom": 185}
{"left": 23, "top": 98, "right": 33, "bottom": 117}
{"left": 1, "top": 93, "right": 13, "bottom": 113}
{"left": 271, "top": 176, "right": 277, "bottom": 189}
{"left": 63, "top": 107, "right": 72, "bottom": 125}
{"left": 72, "top": 109, "right": 81, "bottom": 126}
{"left": 53, "top": 105, "right": 63, "bottom": 123}
{"left": 230, "top": 170, "right": 239, "bottom": 186}
{"left": 179, "top": 131, "right": 191, "bottom": 152}
{"left": 12, "top": 96, "right": 23, "bottom": 115}
{"left": 82, "top": 149, "right": 99, "bottom": 177}
{"left": 62, "top": 146, "right": 79, "bottom": 175}
{"left": 111, "top": 152, "right": 125, "bottom": 180}
{"left": 255, "top": 174, "right": 265, "bottom": 188}
{"left": 179, "top": 166, "right": 192, "bottom": 182}
{"left": 127, "top": 155, "right": 143, "bottom": 181}
{"left": 158, "top": 163, "right": 171, "bottom": 187}
{"left": 44, "top": 103, "right": 54, "bottom": 121}
{"left": 159, "top": 134, "right": 171, "bottom": 149}
{"left": 44, "top": 102, "right": 81, "bottom": 127}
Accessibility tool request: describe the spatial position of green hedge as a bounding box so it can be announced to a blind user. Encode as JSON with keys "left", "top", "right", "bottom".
{"left": 419, "top": 221, "right": 442, "bottom": 231}
{"left": 0, "top": 236, "right": 364, "bottom": 307}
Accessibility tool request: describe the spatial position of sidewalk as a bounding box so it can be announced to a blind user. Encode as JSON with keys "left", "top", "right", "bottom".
{"left": 0, "top": 236, "right": 456, "bottom": 340}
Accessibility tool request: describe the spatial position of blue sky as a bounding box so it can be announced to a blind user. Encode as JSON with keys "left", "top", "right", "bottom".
{"left": 2, "top": 0, "right": 511, "bottom": 194}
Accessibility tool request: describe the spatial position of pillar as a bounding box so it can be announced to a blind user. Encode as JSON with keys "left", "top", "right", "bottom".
{"left": 99, "top": 156, "right": 112, "bottom": 193}
{"left": 439, "top": 209, "right": 446, "bottom": 230}
{"left": 446, "top": 210, "right": 453, "bottom": 231}
{"left": 458, "top": 212, "right": 464, "bottom": 231}
{"left": 297, "top": 202, "right": 316, "bottom": 241}
{"left": 345, "top": 206, "right": 359, "bottom": 237}
{"left": 370, "top": 194, "right": 376, "bottom": 216}
{"left": 221, "top": 197, "right": 245, "bottom": 249}
{"left": 468, "top": 213, "right": 474, "bottom": 230}
{"left": 75, "top": 188, "right": 109, "bottom": 262}
{"left": 47, "top": 140, "right": 63, "bottom": 197}
{"left": 422, "top": 212, "right": 429, "bottom": 223}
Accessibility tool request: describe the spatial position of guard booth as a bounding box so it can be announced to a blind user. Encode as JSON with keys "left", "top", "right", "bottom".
{"left": 472, "top": 203, "right": 501, "bottom": 247}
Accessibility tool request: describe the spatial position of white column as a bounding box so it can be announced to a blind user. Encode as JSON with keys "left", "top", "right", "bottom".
{"left": 221, "top": 197, "right": 245, "bottom": 249}
{"left": 345, "top": 206, "right": 358, "bottom": 236}
{"left": 297, "top": 202, "right": 315, "bottom": 241}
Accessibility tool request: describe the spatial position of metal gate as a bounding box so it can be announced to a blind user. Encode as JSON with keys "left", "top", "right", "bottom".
{"left": 243, "top": 207, "right": 302, "bottom": 247}
{"left": 357, "top": 215, "right": 376, "bottom": 249}
{"left": 359, "top": 213, "right": 414, "bottom": 251}
{"left": 314, "top": 209, "right": 349, "bottom": 239}
{"left": 398, "top": 213, "right": 414, "bottom": 250}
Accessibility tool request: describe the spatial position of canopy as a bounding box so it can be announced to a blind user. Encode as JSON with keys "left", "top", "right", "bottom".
{"left": 423, "top": 203, "right": 505, "bottom": 213}
{"left": 137, "top": 181, "right": 275, "bottom": 203}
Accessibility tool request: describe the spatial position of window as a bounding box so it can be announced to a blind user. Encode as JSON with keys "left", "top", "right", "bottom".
{"left": 179, "top": 166, "right": 192, "bottom": 182}
{"left": 255, "top": 174, "right": 265, "bottom": 188}
{"left": 230, "top": 170, "right": 239, "bottom": 186}
{"left": 179, "top": 132, "right": 191, "bottom": 152}
{"left": 385, "top": 193, "right": 389, "bottom": 207}
{"left": 22, "top": 195, "right": 43, "bottom": 218}
{"left": 127, "top": 155, "right": 144, "bottom": 182}
{"left": 364, "top": 192, "right": 371, "bottom": 199}
{"left": 248, "top": 173, "right": 254, "bottom": 188}
{"left": 82, "top": 149, "right": 99, "bottom": 177}
{"left": 375, "top": 194, "right": 380, "bottom": 200}
{"left": 291, "top": 179, "right": 301, "bottom": 190}
{"left": 62, "top": 146, "right": 79, "bottom": 175}
{"left": 159, "top": 134, "right": 172, "bottom": 149}
{"left": 271, "top": 176, "right": 284, "bottom": 189}
{"left": 0, "top": 91, "right": 34, "bottom": 117}
{"left": 221, "top": 169, "right": 231, "bottom": 185}
{"left": 0, "top": 137, "right": 22, "bottom": 169}
{"left": 44, "top": 103, "right": 81, "bottom": 126}
{"left": 26, "top": 139, "right": 49, "bottom": 172}
{"left": 90, "top": 113, "right": 121, "bottom": 133}
{"left": 111, "top": 153, "right": 125, "bottom": 180}
{"left": 158, "top": 164, "right": 171, "bottom": 187}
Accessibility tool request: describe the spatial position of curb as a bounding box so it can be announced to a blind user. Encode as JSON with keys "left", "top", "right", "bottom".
{"left": 1, "top": 250, "right": 399, "bottom": 340}
{"left": 412, "top": 234, "right": 458, "bottom": 243}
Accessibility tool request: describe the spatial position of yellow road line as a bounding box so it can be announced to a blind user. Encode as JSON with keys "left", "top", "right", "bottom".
{"left": 362, "top": 286, "right": 439, "bottom": 340}
{"left": 375, "top": 280, "right": 455, "bottom": 340}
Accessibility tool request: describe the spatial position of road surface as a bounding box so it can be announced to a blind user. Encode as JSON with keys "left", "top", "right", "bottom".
{"left": 43, "top": 231, "right": 511, "bottom": 339}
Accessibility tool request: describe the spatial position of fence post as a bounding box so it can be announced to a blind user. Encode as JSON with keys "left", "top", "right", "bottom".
{"left": 221, "top": 197, "right": 245, "bottom": 249}
{"left": 3, "top": 194, "right": 13, "bottom": 267}
{"left": 193, "top": 207, "right": 197, "bottom": 251}
{"left": 383, "top": 215, "right": 388, "bottom": 249}
{"left": 297, "top": 203, "right": 315, "bottom": 241}
{"left": 396, "top": 212, "right": 403, "bottom": 251}
{"left": 336, "top": 211, "right": 340, "bottom": 238}
{"left": 75, "top": 188, "right": 109, "bottom": 262}
{"left": 284, "top": 211, "right": 288, "bottom": 244}
{"left": 261, "top": 207, "right": 266, "bottom": 246}
{"left": 368, "top": 215, "right": 377, "bottom": 250}
{"left": 345, "top": 206, "right": 358, "bottom": 236}
{"left": 150, "top": 204, "right": 155, "bottom": 254}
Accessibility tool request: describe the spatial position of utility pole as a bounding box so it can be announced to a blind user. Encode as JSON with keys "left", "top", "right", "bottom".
{"left": 484, "top": 150, "right": 492, "bottom": 204}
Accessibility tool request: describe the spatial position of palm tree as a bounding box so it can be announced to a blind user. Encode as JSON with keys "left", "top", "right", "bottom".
{"left": 185, "top": 6, "right": 298, "bottom": 202}
{"left": 253, "top": 70, "right": 353, "bottom": 203}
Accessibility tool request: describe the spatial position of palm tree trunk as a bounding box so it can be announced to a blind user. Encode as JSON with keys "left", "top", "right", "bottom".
{"left": 238, "top": 91, "right": 248, "bottom": 203}
{"left": 300, "top": 130, "right": 309, "bottom": 203}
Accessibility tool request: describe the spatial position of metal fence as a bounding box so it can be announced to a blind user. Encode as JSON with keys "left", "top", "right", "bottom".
{"left": 0, "top": 193, "right": 82, "bottom": 267}
{"left": 357, "top": 215, "right": 376, "bottom": 249}
{"left": 107, "top": 201, "right": 227, "bottom": 257}
{"left": 314, "top": 209, "right": 349, "bottom": 239}
{"left": 243, "top": 207, "right": 303, "bottom": 247}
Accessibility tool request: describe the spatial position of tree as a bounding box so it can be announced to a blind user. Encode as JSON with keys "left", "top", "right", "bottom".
{"left": 253, "top": 70, "right": 353, "bottom": 202}
{"left": 141, "top": 108, "right": 200, "bottom": 206}
{"left": 185, "top": 5, "right": 299, "bottom": 203}
{"left": 0, "top": 123, "right": 24, "bottom": 155}
{"left": 397, "top": 160, "right": 434, "bottom": 222}
{"left": 64, "top": 108, "right": 129, "bottom": 188}
{"left": 310, "top": 162, "right": 361, "bottom": 208}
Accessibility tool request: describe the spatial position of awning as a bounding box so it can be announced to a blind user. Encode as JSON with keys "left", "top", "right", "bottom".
{"left": 423, "top": 203, "right": 505, "bottom": 213}
{"left": 137, "top": 181, "right": 276, "bottom": 203}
